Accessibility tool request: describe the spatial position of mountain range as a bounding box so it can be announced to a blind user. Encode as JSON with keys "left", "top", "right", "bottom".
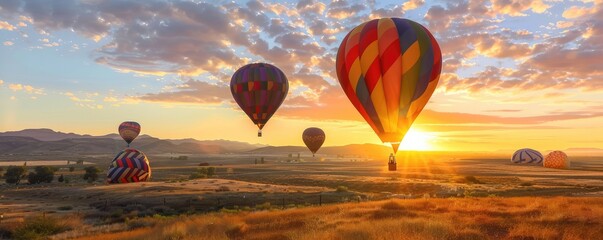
{"left": 0, "top": 129, "right": 267, "bottom": 155}
{"left": 1, "top": 129, "right": 601, "bottom": 156}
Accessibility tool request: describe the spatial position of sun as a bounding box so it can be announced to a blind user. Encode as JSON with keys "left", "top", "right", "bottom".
{"left": 398, "top": 128, "right": 436, "bottom": 151}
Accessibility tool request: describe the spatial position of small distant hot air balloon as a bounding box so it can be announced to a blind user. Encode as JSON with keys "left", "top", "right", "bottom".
{"left": 336, "top": 18, "right": 441, "bottom": 170}
{"left": 107, "top": 148, "right": 151, "bottom": 183}
{"left": 302, "top": 127, "right": 326, "bottom": 157}
{"left": 230, "top": 63, "right": 289, "bottom": 137}
{"left": 511, "top": 148, "right": 543, "bottom": 164}
{"left": 543, "top": 151, "right": 570, "bottom": 169}
{"left": 119, "top": 121, "right": 141, "bottom": 147}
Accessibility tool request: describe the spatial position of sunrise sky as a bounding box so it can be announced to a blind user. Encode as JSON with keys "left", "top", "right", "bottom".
{"left": 0, "top": 0, "right": 602, "bottom": 151}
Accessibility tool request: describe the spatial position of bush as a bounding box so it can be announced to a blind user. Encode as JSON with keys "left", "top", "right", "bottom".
{"left": 57, "top": 206, "right": 73, "bottom": 211}
{"left": 189, "top": 167, "right": 216, "bottom": 179}
{"left": 12, "top": 216, "right": 69, "bottom": 240}
{"left": 58, "top": 174, "right": 64, "bottom": 183}
{"left": 83, "top": 166, "right": 101, "bottom": 183}
{"left": 4, "top": 166, "right": 27, "bottom": 184}
{"left": 216, "top": 186, "right": 230, "bottom": 192}
{"left": 464, "top": 176, "right": 482, "bottom": 184}
{"left": 336, "top": 186, "right": 349, "bottom": 192}
{"left": 68, "top": 166, "right": 75, "bottom": 172}
{"left": 27, "top": 166, "right": 56, "bottom": 184}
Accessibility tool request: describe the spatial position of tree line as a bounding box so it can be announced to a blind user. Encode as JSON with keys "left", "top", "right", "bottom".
{"left": 0, "top": 165, "right": 102, "bottom": 184}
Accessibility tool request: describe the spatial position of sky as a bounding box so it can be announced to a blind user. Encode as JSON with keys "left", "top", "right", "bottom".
{"left": 0, "top": 0, "right": 602, "bottom": 152}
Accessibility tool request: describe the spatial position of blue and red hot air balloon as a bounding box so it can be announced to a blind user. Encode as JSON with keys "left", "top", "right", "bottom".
{"left": 107, "top": 148, "right": 151, "bottom": 183}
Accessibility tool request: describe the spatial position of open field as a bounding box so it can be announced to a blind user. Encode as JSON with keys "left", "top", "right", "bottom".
{"left": 1, "top": 152, "right": 602, "bottom": 239}
{"left": 3, "top": 197, "right": 603, "bottom": 240}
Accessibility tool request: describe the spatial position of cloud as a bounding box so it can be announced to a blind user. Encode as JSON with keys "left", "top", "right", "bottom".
{"left": 0, "top": 20, "right": 16, "bottom": 30}
{"left": 3, "top": 41, "right": 13, "bottom": 46}
{"left": 562, "top": 5, "right": 596, "bottom": 19}
{"left": 138, "top": 79, "right": 231, "bottom": 104}
{"left": 7, "top": 83, "right": 44, "bottom": 95}
{"left": 491, "top": 0, "right": 551, "bottom": 16}
{"left": 402, "top": 0, "right": 425, "bottom": 11}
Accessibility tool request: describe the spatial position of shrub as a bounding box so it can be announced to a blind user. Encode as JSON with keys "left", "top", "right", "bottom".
{"left": 464, "top": 176, "right": 482, "bottom": 184}
{"left": 4, "top": 166, "right": 27, "bottom": 184}
{"left": 216, "top": 186, "right": 230, "bottom": 192}
{"left": 68, "top": 166, "right": 75, "bottom": 172}
{"left": 12, "top": 216, "right": 69, "bottom": 240}
{"left": 57, "top": 206, "right": 73, "bottom": 211}
{"left": 83, "top": 166, "right": 101, "bottom": 183}
{"left": 58, "top": 174, "right": 64, "bottom": 183}
{"left": 27, "top": 166, "right": 56, "bottom": 184}
{"left": 336, "top": 186, "right": 349, "bottom": 192}
{"left": 189, "top": 167, "right": 216, "bottom": 179}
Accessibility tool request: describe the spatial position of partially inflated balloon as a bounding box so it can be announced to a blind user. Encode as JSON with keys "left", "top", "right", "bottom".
{"left": 230, "top": 63, "right": 289, "bottom": 137}
{"left": 119, "top": 121, "right": 141, "bottom": 146}
{"left": 543, "top": 151, "right": 570, "bottom": 169}
{"left": 107, "top": 148, "right": 151, "bottom": 183}
{"left": 511, "top": 148, "right": 543, "bottom": 164}
{"left": 336, "top": 18, "right": 441, "bottom": 153}
{"left": 302, "top": 127, "right": 326, "bottom": 157}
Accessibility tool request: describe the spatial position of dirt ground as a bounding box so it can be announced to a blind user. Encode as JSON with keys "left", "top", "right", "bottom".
{"left": 1, "top": 152, "right": 602, "bottom": 225}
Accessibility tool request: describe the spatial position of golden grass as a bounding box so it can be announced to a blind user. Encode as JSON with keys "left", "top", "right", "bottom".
{"left": 66, "top": 197, "right": 603, "bottom": 240}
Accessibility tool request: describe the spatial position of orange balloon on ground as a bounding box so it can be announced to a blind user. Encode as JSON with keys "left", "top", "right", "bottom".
{"left": 543, "top": 151, "right": 570, "bottom": 169}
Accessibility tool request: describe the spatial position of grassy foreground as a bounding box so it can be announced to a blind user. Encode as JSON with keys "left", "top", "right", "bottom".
{"left": 63, "top": 196, "right": 603, "bottom": 240}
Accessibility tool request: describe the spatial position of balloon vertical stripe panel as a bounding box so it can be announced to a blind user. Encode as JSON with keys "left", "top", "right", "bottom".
{"left": 336, "top": 18, "right": 441, "bottom": 148}
{"left": 230, "top": 63, "right": 289, "bottom": 131}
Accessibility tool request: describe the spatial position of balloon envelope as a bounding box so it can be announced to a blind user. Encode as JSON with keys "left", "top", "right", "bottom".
{"left": 230, "top": 63, "right": 289, "bottom": 134}
{"left": 119, "top": 121, "right": 141, "bottom": 145}
{"left": 107, "top": 148, "right": 151, "bottom": 183}
{"left": 511, "top": 148, "right": 543, "bottom": 164}
{"left": 543, "top": 151, "right": 570, "bottom": 169}
{"left": 336, "top": 18, "right": 441, "bottom": 153}
{"left": 302, "top": 127, "right": 326, "bottom": 156}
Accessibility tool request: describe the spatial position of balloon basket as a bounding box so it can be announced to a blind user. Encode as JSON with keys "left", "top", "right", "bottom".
{"left": 388, "top": 162, "right": 397, "bottom": 171}
{"left": 258, "top": 130, "right": 262, "bottom": 137}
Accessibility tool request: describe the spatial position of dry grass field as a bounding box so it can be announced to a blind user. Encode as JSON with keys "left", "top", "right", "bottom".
{"left": 34, "top": 197, "right": 603, "bottom": 240}
{"left": 1, "top": 153, "right": 602, "bottom": 239}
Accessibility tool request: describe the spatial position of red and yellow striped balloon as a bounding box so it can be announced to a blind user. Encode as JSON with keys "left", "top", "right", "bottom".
{"left": 336, "top": 18, "right": 441, "bottom": 153}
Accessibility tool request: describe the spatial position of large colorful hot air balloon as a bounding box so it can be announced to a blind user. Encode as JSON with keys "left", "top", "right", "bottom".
{"left": 511, "top": 148, "right": 543, "bottom": 164}
{"left": 107, "top": 148, "right": 151, "bottom": 183}
{"left": 302, "top": 127, "right": 326, "bottom": 157}
{"left": 230, "top": 63, "right": 289, "bottom": 137}
{"left": 118, "top": 121, "right": 141, "bottom": 147}
{"left": 543, "top": 151, "right": 570, "bottom": 169}
{"left": 336, "top": 18, "right": 441, "bottom": 155}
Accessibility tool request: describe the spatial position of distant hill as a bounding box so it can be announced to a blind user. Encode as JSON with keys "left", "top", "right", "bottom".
{"left": 0, "top": 128, "right": 93, "bottom": 141}
{"left": 0, "top": 129, "right": 265, "bottom": 155}
{"left": 247, "top": 144, "right": 394, "bottom": 156}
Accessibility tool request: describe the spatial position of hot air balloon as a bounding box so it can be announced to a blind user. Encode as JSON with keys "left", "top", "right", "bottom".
{"left": 336, "top": 18, "right": 441, "bottom": 169}
{"left": 119, "top": 121, "right": 141, "bottom": 147}
{"left": 543, "top": 151, "right": 570, "bottom": 169}
{"left": 230, "top": 63, "right": 289, "bottom": 137}
{"left": 107, "top": 148, "right": 151, "bottom": 183}
{"left": 302, "top": 127, "right": 326, "bottom": 157}
{"left": 511, "top": 148, "right": 544, "bottom": 164}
